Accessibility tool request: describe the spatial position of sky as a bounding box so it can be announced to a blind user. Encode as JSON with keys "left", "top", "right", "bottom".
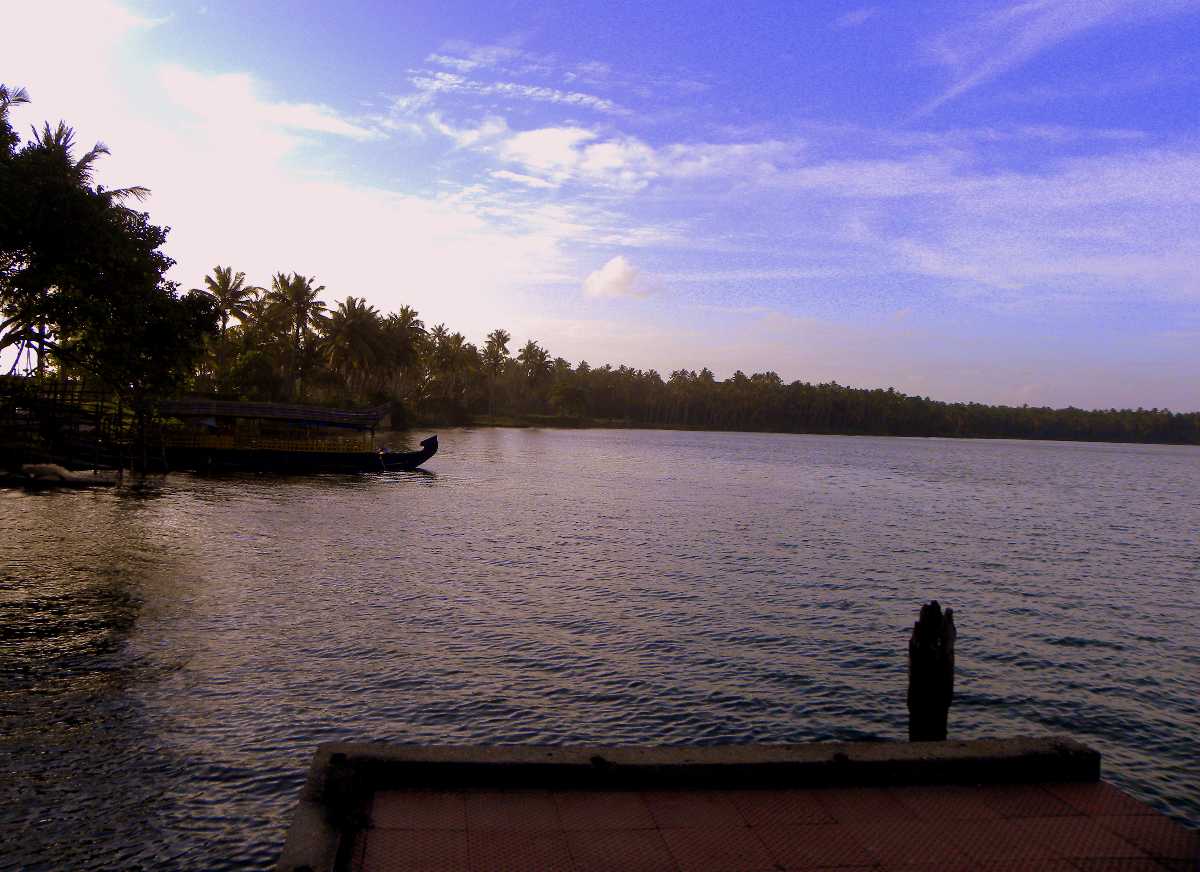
{"left": 5, "top": 0, "right": 1200, "bottom": 409}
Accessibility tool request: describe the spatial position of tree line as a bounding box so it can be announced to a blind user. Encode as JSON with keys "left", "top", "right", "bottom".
{"left": 182, "top": 264, "right": 1200, "bottom": 444}
{"left": 2, "top": 85, "right": 1196, "bottom": 446}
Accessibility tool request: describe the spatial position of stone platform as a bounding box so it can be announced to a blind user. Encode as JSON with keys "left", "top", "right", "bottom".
{"left": 277, "top": 739, "right": 1197, "bottom": 871}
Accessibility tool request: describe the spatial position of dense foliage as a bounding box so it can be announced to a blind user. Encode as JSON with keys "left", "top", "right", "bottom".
{"left": 0, "top": 85, "right": 217, "bottom": 409}
{"left": 179, "top": 266, "right": 1200, "bottom": 444}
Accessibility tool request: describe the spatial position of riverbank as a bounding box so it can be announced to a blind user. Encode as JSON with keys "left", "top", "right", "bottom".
{"left": 412, "top": 412, "right": 1200, "bottom": 447}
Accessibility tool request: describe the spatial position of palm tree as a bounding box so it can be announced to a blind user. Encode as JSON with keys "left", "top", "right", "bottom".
{"left": 324, "top": 295, "right": 384, "bottom": 398}
{"left": 482, "top": 328, "right": 511, "bottom": 414}
{"left": 381, "top": 305, "right": 425, "bottom": 400}
{"left": 194, "top": 266, "right": 260, "bottom": 339}
{"left": 517, "top": 339, "right": 552, "bottom": 412}
{"left": 0, "top": 84, "right": 30, "bottom": 153}
{"left": 3, "top": 119, "right": 150, "bottom": 377}
{"left": 265, "top": 272, "right": 326, "bottom": 400}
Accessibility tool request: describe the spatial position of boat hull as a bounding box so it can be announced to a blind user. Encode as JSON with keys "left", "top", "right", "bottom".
{"left": 165, "top": 435, "right": 438, "bottom": 474}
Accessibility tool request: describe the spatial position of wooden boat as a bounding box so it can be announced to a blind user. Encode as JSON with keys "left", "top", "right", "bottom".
{"left": 380, "top": 435, "right": 438, "bottom": 471}
{"left": 158, "top": 399, "right": 438, "bottom": 473}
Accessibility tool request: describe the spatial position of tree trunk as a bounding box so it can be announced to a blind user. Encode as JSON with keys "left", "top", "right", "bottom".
{"left": 907, "top": 600, "right": 956, "bottom": 741}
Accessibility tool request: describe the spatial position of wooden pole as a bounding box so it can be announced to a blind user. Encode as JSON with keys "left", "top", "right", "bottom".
{"left": 907, "top": 600, "right": 956, "bottom": 741}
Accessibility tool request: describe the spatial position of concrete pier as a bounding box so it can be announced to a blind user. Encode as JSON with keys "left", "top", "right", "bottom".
{"left": 277, "top": 737, "right": 1196, "bottom": 871}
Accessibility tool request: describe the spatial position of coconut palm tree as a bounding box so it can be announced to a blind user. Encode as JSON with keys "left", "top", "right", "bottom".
{"left": 265, "top": 272, "right": 326, "bottom": 400}
{"left": 381, "top": 305, "right": 425, "bottom": 400}
{"left": 324, "top": 295, "right": 384, "bottom": 398}
{"left": 194, "top": 266, "right": 260, "bottom": 339}
{"left": 482, "top": 328, "right": 511, "bottom": 414}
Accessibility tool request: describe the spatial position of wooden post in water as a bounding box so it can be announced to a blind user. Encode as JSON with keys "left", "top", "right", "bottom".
{"left": 907, "top": 600, "right": 956, "bottom": 741}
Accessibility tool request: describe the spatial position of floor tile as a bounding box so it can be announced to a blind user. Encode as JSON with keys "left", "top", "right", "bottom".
{"left": 1015, "top": 817, "right": 1148, "bottom": 859}
{"left": 973, "top": 861, "right": 1079, "bottom": 871}
{"left": 467, "top": 829, "right": 575, "bottom": 872}
{"left": 554, "top": 791, "right": 657, "bottom": 830}
{"left": 1094, "top": 815, "right": 1200, "bottom": 861}
{"left": 464, "top": 791, "right": 561, "bottom": 831}
{"left": 643, "top": 791, "right": 747, "bottom": 828}
{"left": 566, "top": 828, "right": 680, "bottom": 872}
{"left": 754, "top": 822, "right": 879, "bottom": 868}
{"left": 893, "top": 784, "right": 1004, "bottom": 821}
{"left": 660, "top": 826, "right": 777, "bottom": 872}
{"left": 727, "top": 789, "right": 834, "bottom": 827}
{"left": 373, "top": 791, "right": 467, "bottom": 830}
{"left": 978, "top": 786, "right": 1083, "bottom": 819}
{"left": 362, "top": 828, "right": 468, "bottom": 872}
{"left": 814, "top": 787, "right": 916, "bottom": 821}
{"left": 1073, "top": 859, "right": 1191, "bottom": 871}
{"left": 945, "top": 818, "right": 1061, "bottom": 862}
{"left": 848, "top": 816, "right": 976, "bottom": 866}
{"left": 1043, "top": 784, "right": 1161, "bottom": 818}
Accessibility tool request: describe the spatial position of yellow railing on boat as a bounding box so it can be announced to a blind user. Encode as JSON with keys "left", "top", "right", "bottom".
{"left": 164, "top": 433, "right": 372, "bottom": 453}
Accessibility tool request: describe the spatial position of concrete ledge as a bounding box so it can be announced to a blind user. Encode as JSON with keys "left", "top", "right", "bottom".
{"left": 276, "top": 735, "right": 1100, "bottom": 872}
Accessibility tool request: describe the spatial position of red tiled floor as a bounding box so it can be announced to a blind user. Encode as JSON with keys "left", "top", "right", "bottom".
{"left": 554, "top": 791, "right": 657, "bottom": 830}
{"left": 1094, "top": 815, "right": 1200, "bottom": 862}
{"left": 660, "top": 826, "right": 777, "bottom": 872}
{"left": 566, "top": 828, "right": 679, "bottom": 872}
{"left": 1072, "top": 859, "right": 1191, "bottom": 871}
{"left": 978, "top": 785, "right": 1083, "bottom": 819}
{"left": 944, "top": 818, "right": 1062, "bottom": 862}
{"left": 1015, "top": 817, "right": 1148, "bottom": 859}
{"left": 754, "top": 822, "right": 879, "bottom": 868}
{"left": 727, "top": 789, "right": 834, "bottom": 827}
{"left": 643, "top": 790, "right": 746, "bottom": 828}
{"left": 362, "top": 829, "right": 469, "bottom": 872}
{"left": 893, "top": 784, "right": 1005, "bottom": 821}
{"left": 353, "top": 782, "right": 1198, "bottom": 872}
{"left": 467, "top": 829, "right": 575, "bottom": 872}
{"left": 846, "top": 815, "right": 977, "bottom": 866}
{"left": 814, "top": 786, "right": 916, "bottom": 821}
{"left": 1044, "top": 783, "right": 1161, "bottom": 818}
{"left": 464, "top": 790, "right": 561, "bottom": 831}
{"left": 373, "top": 791, "right": 467, "bottom": 830}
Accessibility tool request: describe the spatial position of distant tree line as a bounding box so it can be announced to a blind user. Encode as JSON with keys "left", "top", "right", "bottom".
{"left": 2, "top": 84, "right": 1195, "bottom": 446}
{"left": 180, "top": 264, "right": 1200, "bottom": 444}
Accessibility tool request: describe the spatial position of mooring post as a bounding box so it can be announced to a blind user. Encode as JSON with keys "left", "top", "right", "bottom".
{"left": 907, "top": 600, "right": 956, "bottom": 741}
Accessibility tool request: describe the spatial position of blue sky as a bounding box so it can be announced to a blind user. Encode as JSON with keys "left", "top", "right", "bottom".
{"left": 7, "top": 0, "right": 1200, "bottom": 409}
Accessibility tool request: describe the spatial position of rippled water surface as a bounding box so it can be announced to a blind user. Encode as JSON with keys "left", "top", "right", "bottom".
{"left": 2, "top": 428, "right": 1198, "bottom": 869}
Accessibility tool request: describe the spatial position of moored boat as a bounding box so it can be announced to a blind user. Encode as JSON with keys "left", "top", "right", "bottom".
{"left": 159, "top": 398, "right": 438, "bottom": 473}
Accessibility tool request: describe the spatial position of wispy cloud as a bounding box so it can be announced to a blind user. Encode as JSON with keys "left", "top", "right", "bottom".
{"left": 403, "top": 70, "right": 625, "bottom": 114}
{"left": 161, "top": 66, "right": 385, "bottom": 143}
{"left": 918, "top": 0, "right": 1200, "bottom": 115}
{"left": 832, "top": 6, "right": 879, "bottom": 29}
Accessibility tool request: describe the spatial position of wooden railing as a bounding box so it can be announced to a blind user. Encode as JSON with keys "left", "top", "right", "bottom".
{"left": 163, "top": 433, "right": 372, "bottom": 454}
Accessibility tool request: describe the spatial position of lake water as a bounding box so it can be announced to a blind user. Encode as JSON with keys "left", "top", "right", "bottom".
{"left": 2, "top": 428, "right": 1197, "bottom": 870}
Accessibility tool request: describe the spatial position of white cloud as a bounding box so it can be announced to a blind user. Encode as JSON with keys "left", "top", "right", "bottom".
{"left": 919, "top": 0, "right": 1200, "bottom": 115}
{"left": 405, "top": 71, "right": 624, "bottom": 114}
{"left": 160, "top": 66, "right": 383, "bottom": 143}
{"left": 583, "top": 255, "right": 649, "bottom": 299}
{"left": 832, "top": 6, "right": 879, "bottom": 29}
{"left": 428, "top": 113, "right": 508, "bottom": 148}
{"left": 490, "top": 169, "right": 559, "bottom": 189}
{"left": 491, "top": 125, "right": 797, "bottom": 190}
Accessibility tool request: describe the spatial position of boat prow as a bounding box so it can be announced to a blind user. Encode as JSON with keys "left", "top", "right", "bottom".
{"left": 381, "top": 434, "right": 438, "bottom": 471}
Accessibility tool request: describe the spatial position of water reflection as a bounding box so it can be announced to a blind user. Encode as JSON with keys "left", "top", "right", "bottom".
{"left": 1, "top": 431, "right": 1198, "bottom": 871}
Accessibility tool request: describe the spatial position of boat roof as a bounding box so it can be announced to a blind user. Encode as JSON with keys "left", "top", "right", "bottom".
{"left": 159, "top": 398, "right": 388, "bottom": 430}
